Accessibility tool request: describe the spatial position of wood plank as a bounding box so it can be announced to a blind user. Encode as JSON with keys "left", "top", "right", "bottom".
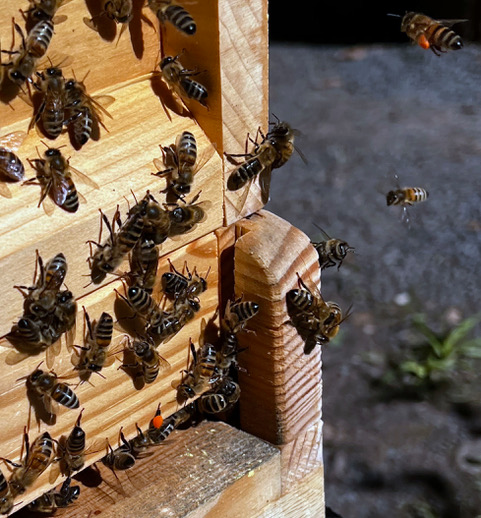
{"left": 0, "top": 77, "right": 224, "bottom": 338}
{"left": 0, "top": 232, "right": 219, "bottom": 511}
{"left": 256, "top": 466, "right": 325, "bottom": 518}
{"left": 28, "top": 421, "right": 282, "bottom": 518}
{"left": 235, "top": 210, "right": 323, "bottom": 446}
{"left": 219, "top": 0, "right": 269, "bottom": 224}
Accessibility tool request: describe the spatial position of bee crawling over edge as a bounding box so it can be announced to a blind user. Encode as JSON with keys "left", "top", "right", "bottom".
{"left": 0, "top": 131, "right": 27, "bottom": 198}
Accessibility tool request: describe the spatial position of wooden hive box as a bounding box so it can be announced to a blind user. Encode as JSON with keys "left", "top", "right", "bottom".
{"left": 0, "top": 1, "right": 325, "bottom": 516}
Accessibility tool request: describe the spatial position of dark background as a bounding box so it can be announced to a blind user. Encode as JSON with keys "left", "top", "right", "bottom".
{"left": 269, "top": 1, "right": 481, "bottom": 43}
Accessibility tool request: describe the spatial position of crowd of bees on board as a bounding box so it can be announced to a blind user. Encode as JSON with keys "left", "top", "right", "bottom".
{"left": 0, "top": 1, "right": 459, "bottom": 514}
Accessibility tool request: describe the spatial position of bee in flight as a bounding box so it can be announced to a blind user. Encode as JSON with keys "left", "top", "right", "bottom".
{"left": 26, "top": 146, "right": 99, "bottom": 215}
{"left": 0, "top": 131, "right": 27, "bottom": 198}
{"left": 395, "top": 12, "right": 466, "bottom": 55}
{"left": 385, "top": 174, "right": 429, "bottom": 227}
{"left": 311, "top": 225, "right": 354, "bottom": 271}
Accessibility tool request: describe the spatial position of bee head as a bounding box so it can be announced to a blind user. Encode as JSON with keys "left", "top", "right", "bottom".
{"left": 46, "top": 67, "right": 62, "bottom": 78}
{"left": 386, "top": 190, "right": 399, "bottom": 206}
{"left": 160, "top": 56, "right": 175, "bottom": 70}
{"left": 45, "top": 147, "right": 61, "bottom": 158}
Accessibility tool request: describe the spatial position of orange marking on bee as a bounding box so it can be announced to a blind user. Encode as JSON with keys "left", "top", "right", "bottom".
{"left": 152, "top": 415, "right": 163, "bottom": 429}
{"left": 417, "top": 34, "right": 430, "bottom": 49}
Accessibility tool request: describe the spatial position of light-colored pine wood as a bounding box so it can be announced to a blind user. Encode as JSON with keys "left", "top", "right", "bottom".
{"left": 52, "top": 421, "right": 282, "bottom": 518}
{"left": 0, "top": 232, "right": 219, "bottom": 510}
{"left": 234, "top": 210, "right": 324, "bottom": 489}
{"left": 219, "top": 0, "right": 269, "bottom": 224}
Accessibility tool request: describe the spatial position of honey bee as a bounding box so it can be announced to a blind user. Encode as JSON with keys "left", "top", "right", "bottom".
{"left": 128, "top": 239, "right": 159, "bottom": 294}
{"left": 167, "top": 191, "right": 209, "bottom": 236}
{"left": 311, "top": 226, "right": 354, "bottom": 271}
{"left": 0, "top": 131, "right": 27, "bottom": 198}
{"left": 1, "top": 429, "right": 54, "bottom": 498}
{"left": 102, "top": 431, "right": 136, "bottom": 471}
{"left": 55, "top": 409, "right": 87, "bottom": 477}
{"left": 148, "top": 0, "right": 196, "bottom": 35}
{"left": 160, "top": 54, "right": 208, "bottom": 108}
{"left": 128, "top": 424, "right": 156, "bottom": 459}
{"left": 153, "top": 131, "right": 198, "bottom": 199}
{"left": 84, "top": 0, "right": 133, "bottom": 44}
{"left": 123, "top": 337, "right": 170, "bottom": 384}
{"left": 28, "top": 477, "right": 80, "bottom": 513}
{"left": 64, "top": 73, "right": 114, "bottom": 148}
{"left": 385, "top": 175, "right": 429, "bottom": 226}
{"left": 0, "top": 467, "right": 13, "bottom": 515}
{"left": 147, "top": 403, "right": 195, "bottom": 444}
{"left": 26, "top": 19, "right": 55, "bottom": 58}
{"left": 197, "top": 377, "right": 241, "bottom": 415}
{"left": 72, "top": 309, "right": 114, "bottom": 380}
{"left": 89, "top": 206, "right": 144, "bottom": 284}
{"left": 223, "top": 298, "right": 259, "bottom": 334}
{"left": 26, "top": 146, "right": 99, "bottom": 215}
{"left": 226, "top": 120, "right": 298, "bottom": 207}
{"left": 287, "top": 277, "right": 349, "bottom": 354}
{"left": 137, "top": 192, "right": 171, "bottom": 245}
{"left": 25, "top": 0, "right": 72, "bottom": 23}
{"left": 25, "top": 365, "right": 80, "bottom": 414}
{"left": 30, "top": 66, "right": 66, "bottom": 138}
{"left": 162, "top": 261, "right": 208, "bottom": 300}
{"left": 176, "top": 333, "right": 219, "bottom": 402}
{"left": 400, "top": 12, "right": 466, "bottom": 55}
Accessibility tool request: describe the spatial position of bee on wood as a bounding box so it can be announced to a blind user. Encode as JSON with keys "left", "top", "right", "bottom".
{"left": 28, "top": 477, "right": 80, "bottom": 513}
{"left": 226, "top": 119, "right": 301, "bottom": 208}
{"left": 26, "top": 19, "right": 55, "bottom": 58}
{"left": 30, "top": 66, "right": 67, "bottom": 138}
{"left": 153, "top": 131, "right": 199, "bottom": 199}
{"left": 286, "top": 276, "right": 349, "bottom": 354}
{"left": 176, "top": 329, "right": 219, "bottom": 402}
{"left": 24, "top": 0, "right": 72, "bottom": 23}
{"left": 148, "top": 0, "right": 196, "bottom": 35}
{"left": 311, "top": 226, "right": 354, "bottom": 271}
{"left": 88, "top": 206, "right": 144, "bottom": 284}
{"left": 102, "top": 430, "right": 136, "bottom": 471}
{"left": 84, "top": 0, "right": 133, "bottom": 44}
{"left": 122, "top": 337, "right": 170, "bottom": 385}
{"left": 147, "top": 403, "right": 195, "bottom": 444}
{"left": 138, "top": 192, "right": 171, "bottom": 245}
{"left": 160, "top": 53, "right": 208, "bottom": 108}
{"left": 54, "top": 410, "right": 87, "bottom": 478}
{"left": 26, "top": 146, "right": 99, "bottom": 215}
{"left": 0, "top": 467, "right": 14, "bottom": 515}
{"left": 0, "top": 131, "right": 27, "bottom": 198}
{"left": 24, "top": 365, "right": 80, "bottom": 414}
{"left": 72, "top": 309, "right": 114, "bottom": 380}
{"left": 385, "top": 175, "right": 429, "bottom": 227}
{"left": 63, "top": 73, "right": 114, "bottom": 148}
{"left": 400, "top": 12, "right": 466, "bottom": 55}
{"left": 162, "top": 260, "right": 208, "bottom": 300}
{"left": 197, "top": 378, "right": 241, "bottom": 415}
{"left": 167, "top": 191, "right": 209, "bottom": 236}
{"left": 128, "top": 238, "right": 159, "bottom": 294}
{"left": 127, "top": 424, "right": 156, "bottom": 459}
{"left": 1, "top": 429, "right": 54, "bottom": 498}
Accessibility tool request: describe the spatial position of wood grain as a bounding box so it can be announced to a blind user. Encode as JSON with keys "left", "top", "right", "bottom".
{"left": 0, "top": 232, "right": 219, "bottom": 511}
{"left": 235, "top": 211, "right": 323, "bottom": 446}
{"left": 33, "top": 421, "right": 281, "bottom": 518}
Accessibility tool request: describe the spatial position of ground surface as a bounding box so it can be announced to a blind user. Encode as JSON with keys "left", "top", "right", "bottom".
{"left": 267, "top": 43, "right": 481, "bottom": 518}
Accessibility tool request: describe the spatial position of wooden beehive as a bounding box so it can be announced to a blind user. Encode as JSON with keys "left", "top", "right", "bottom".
{"left": 0, "top": 1, "right": 324, "bottom": 516}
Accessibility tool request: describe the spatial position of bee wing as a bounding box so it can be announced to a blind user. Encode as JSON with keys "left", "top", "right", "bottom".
{"left": 68, "top": 165, "right": 99, "bottom": 190}
{"left": 49, "top": 460, "right": 61, "bottom": 484}
{"left": 5, "top": 349, "right": 30, "bottom": 365}
{"left": 90, "top": 95, "right": 115, "bottom": 120}
{"left": 64, "top": 320, "right": 77, "bottom": 353}
{"left": 436, "top": 18, "right": 469, "bottom": 27}
{"left": 258, "top": 167, "right": 272, "bottom": 205}
{"left": 0, "top": 131, "right": 27, "bottom": 153}
{"left": 103, "top": 354, "right": 117, "bottom": 368}
{"left": 83, "top": 16, "right": 99, "bottom": 33}
{"left": 51, "top": 174, "right": 71, "bottom": 206}
{"left": 158, "top": 354, "right": 171, "bottom": 373}
{"left": 0, "top": 183, "right": 13, "bottom": 199}
{"left": 194, "top": 143, "right": 216, "bottom": 173}
{"left": 42, "top": 192, "right": 56, "bottom": 216}
{"left": 153, "top": 158, "right": 166, "bottom": 172}
{"left": 46, "top": 339, "right": 62, "bottom": 370}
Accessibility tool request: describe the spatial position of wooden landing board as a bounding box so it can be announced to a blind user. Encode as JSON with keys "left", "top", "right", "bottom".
{"left": 13, "top": 421, "right": 282, "bottom": 518}
{"left": 0, "top": 231, "right": 219, "bottom": 511}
